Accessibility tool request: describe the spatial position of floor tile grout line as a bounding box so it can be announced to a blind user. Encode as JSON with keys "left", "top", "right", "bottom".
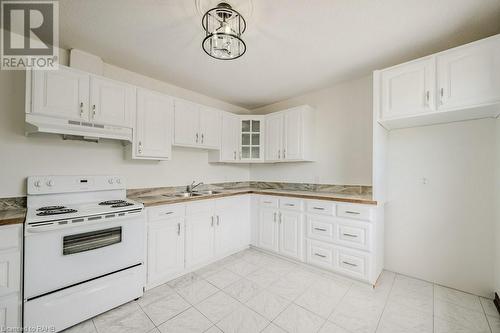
{"left": 373, "top": 272, "right": 397, "bottom": 333}
{"left": 479, "top": 296, "right": 494, "bottom": 333}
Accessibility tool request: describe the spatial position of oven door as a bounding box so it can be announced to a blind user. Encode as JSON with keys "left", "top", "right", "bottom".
{"left": 24, "top": 212, "right": 145, "bottom": 299}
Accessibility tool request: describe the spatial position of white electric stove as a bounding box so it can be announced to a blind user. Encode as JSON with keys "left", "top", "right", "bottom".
{"left": 23, "top": 175, "right": 145, "bottom": 332}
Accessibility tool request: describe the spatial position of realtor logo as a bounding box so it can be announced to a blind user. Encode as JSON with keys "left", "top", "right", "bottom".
{"left": 1, "top": 0, "right": 59, "bottom": 70}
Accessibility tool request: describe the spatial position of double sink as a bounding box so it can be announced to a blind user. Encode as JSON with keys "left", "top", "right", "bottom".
{"left": 165, "top": 190, "right": 223, "bottom": 198}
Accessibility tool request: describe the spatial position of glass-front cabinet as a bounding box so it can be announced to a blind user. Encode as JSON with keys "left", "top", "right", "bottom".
{"left": 239, "top": 116, "right": 264, "bottom": 162}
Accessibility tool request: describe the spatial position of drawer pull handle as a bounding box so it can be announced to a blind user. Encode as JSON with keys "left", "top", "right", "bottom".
{"left": 345, "top": 211, "right": 360, "bottom": 215}
{"left": 314, "top": 227, "right": 327, "bottom": 232}
{"left": 162, "top": 212, "right": 173, "bottom": 215}
{"left": 343, "top": 233, "right": 358, "bottom": 238}
{"left": 314, "top": 253, "right": 326, "bottom": 258}
{"left": 313, "top": 207, "right": 325, "bottom": 210}
{"left": 263, "top": 201, "right": 272, "bottom": 204}
{"left": 342, "top": 261, "right": 358, "bottom": 267}
{"left": 284, "top": 203, "right": 295, "bottom": 206}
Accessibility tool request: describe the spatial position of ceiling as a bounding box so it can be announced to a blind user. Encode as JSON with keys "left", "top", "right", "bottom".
{"left": 59, "top": 0, "right": 500, "bottom": 109}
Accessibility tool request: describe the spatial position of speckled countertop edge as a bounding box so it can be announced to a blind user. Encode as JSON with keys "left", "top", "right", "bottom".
{"left": 0, "top": 209, "right": 26, "bottom": 226}
{"left": 131, "top": 188, "right": 377, "bottom": 207}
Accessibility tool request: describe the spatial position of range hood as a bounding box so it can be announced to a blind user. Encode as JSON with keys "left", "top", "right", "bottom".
{"left": 25, "top": 114, "right": 132, "bottom": 142}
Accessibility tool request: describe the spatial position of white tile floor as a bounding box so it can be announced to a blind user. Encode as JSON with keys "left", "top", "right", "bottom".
{"left": 63, "top": 248, "right": 499, "bottom": 333}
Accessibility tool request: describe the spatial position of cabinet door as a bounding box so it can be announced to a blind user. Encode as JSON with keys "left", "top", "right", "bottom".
{"left": 214, "top": 196, "right": 250, "bottom": 256}
{"left": 258, "top": 208, "right": 278, "bottom": 252}
{"left": 147, "top": 218, "right": 184, "bottom": 287}
{"left": 279, "top": 211, "right": 302, "bottom": 260}
{"left": 90, "top": 76, "right": 134, "bottom": 127}
{"left": 264, "top": 113, "right": 283, "bottom": 161}
{"left": 174, "top": 99, "right": 199, "bottom": 146}
{"left": 199, "top": 107, "right": 221, "bottom": 149}
{"left": 31, "top": 67, "right": 90, "bottom": 121}
{"left": 437, "top": 37, "right": 500, "bottom": 110}
{"left": 380, "top": 58, "right": 435, "bottom": 119}
{"left": 0, "top": 294, "right": 20, "bottom": 330}
{"left": 0, "top": 250, "right": 20, "bottom": 297}
{"left": 135, "top": 89, "right": 173, "bottom": 160}
{"left": 185, "top": 213, "right": 214, "bottom": 268}
{"left": 283, "top": 108, "right": 303, "bottom": 161}
{"left": 220, "top": 113, "right": 239, "bottom": 161}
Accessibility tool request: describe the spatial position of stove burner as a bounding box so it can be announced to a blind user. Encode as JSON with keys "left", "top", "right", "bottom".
{"left": 99, "top": 200, "right": 126, "bottom": 206}
{"left": 36, "top": 208, "right": 78, "bottom": 216}
{"left": 37, "top": 205, "right": 66, "bottom": 211}
{"left": 111, "top": 202, "right": 134, "bottom": 208}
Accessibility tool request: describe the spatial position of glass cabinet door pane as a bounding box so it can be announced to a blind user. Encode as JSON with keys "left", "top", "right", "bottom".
{"left": 242, "top": 147, "right": 250, "bottom": 159}
{"left": 242, "top": 120, "right": 250, "bottom": 132}
{"left": 251, "top": 134, "right": 260, "bottom": 145}
{"left": 251, "top": 147, "right": 260, "bottom": 159}
{"left": 251, "top": 120, "right": 260, "bottom": 132}
{"left": 242, "top": 134, "right": 250, "bottom": 145}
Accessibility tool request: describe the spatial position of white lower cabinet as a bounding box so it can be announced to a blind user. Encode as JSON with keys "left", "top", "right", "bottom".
{"left": 254, "top": 196, "right": 382, "bottom": 285}
{"left": 0, "top": 225, "right": 22, "bottom": 331}
{"left": 147, "top": 216, "right": 184, "bottom": 289}
{"left": 145, "top": 196, "right": 250, "bottom": 289}
{"left": 185, "top": 206, "right": 216, "bottom": 269}
{"left": 256, "top": 196, "right": 303, "bottom": 261}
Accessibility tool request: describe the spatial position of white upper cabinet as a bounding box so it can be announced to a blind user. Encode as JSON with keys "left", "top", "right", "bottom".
{"left": 30, "top": 65, "right": 135, "bottom": 130}
{"left": 218, "top": 112, "right": 240, "bottom": 162}
{"left": 31, "top": 67, "right": 90, "bottom": 121}
{"left": 134, "top": 89, "right": 173, "bottom": 160}
{"left": 283, "top": 107, "right": 304, "bottom": 161}
{"left": 240, "top": 117, "right": 264, "bottom": 161}
{"left": 264, "top": 105, "right": 314, "bottom": 162}
{"left": 265, "top": 113, "right": 283, "bottom": 162}
{"left": 437, "top": 36, "right": 500, "bottom": 110}
{"left": 380, "top": 57, "right": 436, "bottom": 119}
{"left": 89, "top": 76, "right": 135, "bottom": 127}
{"left": 199, "top": 107, "right": 221, "bottom": 149}
{"left": 173, "top": 99, "right": 199, "bottom": 146}
{"left": 173, "top": 99, "right": 221, "bottom": 150}
{"left": 376, "top": 34, "right": 500, "bottom": 129}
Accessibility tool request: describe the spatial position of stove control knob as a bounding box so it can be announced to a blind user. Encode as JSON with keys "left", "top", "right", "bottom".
{"left": 34, "top": 180, "right": 42, "bottom": 188}
{"left": 115, "top": 178, "right": 121, "bottom": 184}
{"left": 47, "top": 180, "right": 54, "bottom": 187}
{"left": 108, "top": 178, "right": 114, "bottom": 184}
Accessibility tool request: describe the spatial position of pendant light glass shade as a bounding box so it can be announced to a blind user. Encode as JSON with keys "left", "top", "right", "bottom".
{"left": 202, "top": 2, "right": 246, "bottom": 60}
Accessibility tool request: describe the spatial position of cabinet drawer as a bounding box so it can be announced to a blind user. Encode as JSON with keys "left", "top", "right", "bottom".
{"left": 337, "top": 249, "right": 368, "bottom": 279}
{"left": 148, "top": 204, "right": 185, "bottom": 221}
{"left": 306, "top": 200, "right": 335, "bottom": 216}
{"left": 337, "top": 204, "right": 373, "bottom": 221}
{"left": 336, "top": 221, "right": 370, "bottom": 251}
{"left": 306, "top": 216, "right": 334, "bottom": 242}
{"left": 306, "top": 240, "right": 335, "bottom": 269}
{"left": 279, "top": 197, "right": 303, "bottom": 211}
{"left": 0, "top": 250, "right": 20, "bottom": 297}
{"left": 0, "top": 226, "right": 21, "bottom": 251}
{"left": 259, "top": 196, "right": 279, "bottom": 208}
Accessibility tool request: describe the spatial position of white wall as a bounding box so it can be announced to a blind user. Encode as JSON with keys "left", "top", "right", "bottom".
{"left": 0, "top": 53, "right": 250, "bottom": 198}
{"left": 249, "top": 76, "right": 373, "bottom": 185}
{"left": 385, "top": 118, "right": 497, "bottom": 297}
{"left": 496, "top": 117, "right": 500, "bottom": 293}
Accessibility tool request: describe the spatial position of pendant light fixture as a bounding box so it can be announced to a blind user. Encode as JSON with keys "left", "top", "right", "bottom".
{"left": 202, "top": 2, "right": 246, "bottom": 60}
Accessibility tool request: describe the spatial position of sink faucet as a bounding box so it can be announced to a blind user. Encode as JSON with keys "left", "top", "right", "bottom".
{"left": 186, "top": 181, "right": 204, "bottom": 193}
